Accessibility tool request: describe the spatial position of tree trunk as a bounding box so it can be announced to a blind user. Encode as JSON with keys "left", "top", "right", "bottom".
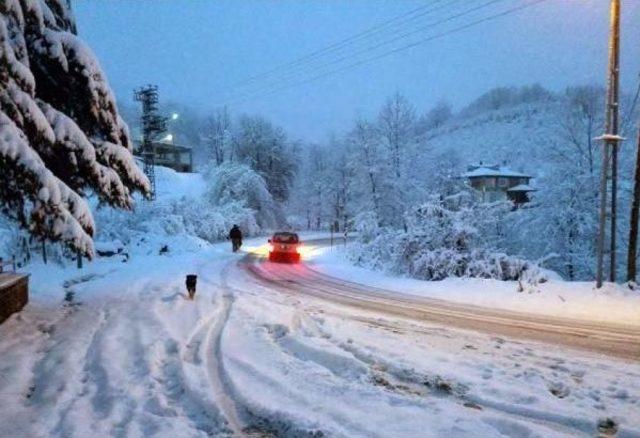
{"left": 627, "top": 128, "right": 640, "bottom": 282}
{"left": 368, "top": 170, "right": 380, "bottom": 222}
{"left": 23, "top": 237, "right": 30, "bottom": 262}
{"left": 42, "top": 240, "right": 47, "bottom": 265}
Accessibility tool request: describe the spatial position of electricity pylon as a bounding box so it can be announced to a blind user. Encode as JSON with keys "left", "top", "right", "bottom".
{"left": 134, "top": 85, "right": 167, "bottom": 200}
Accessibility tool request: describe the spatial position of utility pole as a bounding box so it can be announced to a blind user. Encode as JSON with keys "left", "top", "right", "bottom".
{"left": 596, "top": 0, "right": 622, "bottom": 288}
{"left": 627, "top": 128, "right": 640, "bottom": 282}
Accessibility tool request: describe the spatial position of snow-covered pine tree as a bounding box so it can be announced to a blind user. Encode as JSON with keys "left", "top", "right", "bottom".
{"left": 0, "top": 0, "right": 149, "bottom": 257}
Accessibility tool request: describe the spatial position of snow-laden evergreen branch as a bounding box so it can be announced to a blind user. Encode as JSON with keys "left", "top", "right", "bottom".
{"left": 0, "top": 0, "right": 149, "bottom": 256}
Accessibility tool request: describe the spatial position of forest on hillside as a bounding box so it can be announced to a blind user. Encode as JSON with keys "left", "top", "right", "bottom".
{"left": 3, "top": 79, "right": 639, "bottom": 282}
{"left": 107, "top": 84, "right": 637, "bottom": 281}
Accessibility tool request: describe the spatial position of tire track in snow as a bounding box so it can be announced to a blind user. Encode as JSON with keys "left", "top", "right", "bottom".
{"left": 310, "top": 317, "right": 603, "bottom": 436}
{"left": 182, "top": 260, "right": 244, "bottom": 436}
{"left": 119, "top": 272, "right": 232, "bottom": 437}
{"left": 207, "top": 261, "right": 332, "bottom": 437}
{"left": 237, "top": 249, "right": 640, "bottom": 436}
{"left": 201, "top": 294, "right": 244, "bottom": 433}
{"left": 241, "top": 252, "right": 640, "bottom": 361}
{"left": 268, "top": 303, "right": 605, "bottom": 436}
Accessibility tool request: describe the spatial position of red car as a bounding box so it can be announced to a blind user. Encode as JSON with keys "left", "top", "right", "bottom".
{"left": 268, "top": 232, "right": 301, "bottom": 263}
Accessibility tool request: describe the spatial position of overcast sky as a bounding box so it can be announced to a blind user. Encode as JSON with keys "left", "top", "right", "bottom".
{"left": 73, "top": 0, "right": 640, "bottom": 142}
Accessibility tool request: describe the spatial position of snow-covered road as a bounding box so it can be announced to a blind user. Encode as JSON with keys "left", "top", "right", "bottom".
{"left": 242, "top": 240, "right": 640, "bottom": 361}
{"left": 1, "top": 237, "right": 639, "bottom": 437}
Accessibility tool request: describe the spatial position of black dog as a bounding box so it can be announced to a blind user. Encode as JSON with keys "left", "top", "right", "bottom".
{"left": 185, "top": 274, "right": 197, "bottom": 300}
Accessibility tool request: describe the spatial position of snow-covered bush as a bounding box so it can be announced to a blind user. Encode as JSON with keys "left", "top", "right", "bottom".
{"left": 92, "top": 195, "right": 260, "bottom": 257}
{"left": 354, "top": 211, "right": 379, "bottom": 243}
{"left": 349, "top": 195, "right": 546, "bottom": 282}
{"left": 78, "top": 162, "right": 279, "bottom": 258}
{"left": 171, "top": 198, "right": 259, "bottom": 242}
{"left": 205, "top": 162, "right": 283, "bottom": 230}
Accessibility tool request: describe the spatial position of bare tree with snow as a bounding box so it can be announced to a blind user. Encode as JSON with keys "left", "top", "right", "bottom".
{"left": 348, "top": 119, "right": 384, "bottom": 225}
{"left": 202, "top": 107, "right": 232, "bottom": 166}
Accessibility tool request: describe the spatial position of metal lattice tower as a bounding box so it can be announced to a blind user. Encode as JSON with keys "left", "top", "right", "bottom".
{"left": 134, "top": 85, "right": 167, "bottom": 200}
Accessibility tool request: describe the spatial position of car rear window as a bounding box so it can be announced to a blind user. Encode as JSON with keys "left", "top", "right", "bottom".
{"left": 273, "top": 233, "right": 299, "bottom": 244}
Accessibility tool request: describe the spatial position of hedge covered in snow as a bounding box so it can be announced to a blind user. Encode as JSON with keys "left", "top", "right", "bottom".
{"left": 349, "top": 194, "right": 548, "bottom": 282}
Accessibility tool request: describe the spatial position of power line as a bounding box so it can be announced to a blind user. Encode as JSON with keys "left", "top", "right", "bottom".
{"left": 621, "top": 73, "right": 640, "bottom": 136}
{"left": 219, "top": 0, "right": 549, "bottom": 108}
{"left": 233, "top": 0, "right": 457, "bottom": 88}
{"left": 222, "top": 0, "right": 505, "bottom": 104}
{"left": 232, "top": 0, "right": 503, "bottom": 98}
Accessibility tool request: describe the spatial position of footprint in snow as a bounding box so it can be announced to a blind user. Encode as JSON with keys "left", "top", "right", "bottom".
{"left": 548, "top": 382, "right": 570, "bottom": 399}
{"left": 597, "top": 418, "right": 618, "bottom": 436}
{"left": 264, "top": 324, "right": 289, "bottom": 339}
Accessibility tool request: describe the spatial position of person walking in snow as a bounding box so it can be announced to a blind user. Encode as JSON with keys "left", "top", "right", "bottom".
{"left": 229, "top": 224, "right": 243, "bottom": 252}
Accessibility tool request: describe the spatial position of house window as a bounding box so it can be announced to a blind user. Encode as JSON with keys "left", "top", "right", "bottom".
{"left": 485, "top": 177, "right": 496, "bottom": 188}
{"left": 498, "top": 177, "right": 508, "bottom": 187}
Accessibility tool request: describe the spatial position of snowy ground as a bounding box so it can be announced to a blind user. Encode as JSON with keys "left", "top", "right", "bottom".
{"left": 0, "top": 234, "right": 639, "bottom": 437}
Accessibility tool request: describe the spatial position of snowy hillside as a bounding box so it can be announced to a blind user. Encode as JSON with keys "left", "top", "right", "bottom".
{"left": 151, "top": 165, "right": 207, "bottom": 203}
{"left": 90, "top": 163, "right": 280, "bottom": 260}
{"left": 425, "top": 101, "right": 560, "bottom": 178}
{"left": 90, "top": 165, "right": 211, "bottom": 260}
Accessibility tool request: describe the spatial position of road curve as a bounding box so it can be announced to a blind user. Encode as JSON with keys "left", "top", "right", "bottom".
{"left": 239, "top": 239, "right": 640, "bottom": 361}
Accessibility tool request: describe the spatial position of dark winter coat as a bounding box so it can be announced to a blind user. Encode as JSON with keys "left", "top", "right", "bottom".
{"left": 229, "top": 226, "right": 242, "bottom": 240}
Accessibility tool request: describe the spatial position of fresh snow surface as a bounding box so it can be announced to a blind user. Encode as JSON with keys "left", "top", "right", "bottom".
{"left": 151, "top": 165, "right": 207, "bottom": 204}
{"left": 312, "top": 246, "right": 640, "bottom": 327}
{"left": 0, "top": 233, "right": 638, "bottom": 437}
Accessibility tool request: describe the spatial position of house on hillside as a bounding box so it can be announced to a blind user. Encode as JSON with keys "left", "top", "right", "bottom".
{"left": 135, "top": 141, "right": 194, "bottom": 173}
{"left": 153, "top": 142, "right": 193, "bottom": 173}
{"left": 462, "top": 162, "right": 535, "bottom": 205}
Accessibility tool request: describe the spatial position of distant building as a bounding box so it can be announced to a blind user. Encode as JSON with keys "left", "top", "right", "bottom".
{"left": 135, "top": 141, "right": 193, "bottom": 173}
{"left": 462, "top": 162, "right": 535, "bottom": 205}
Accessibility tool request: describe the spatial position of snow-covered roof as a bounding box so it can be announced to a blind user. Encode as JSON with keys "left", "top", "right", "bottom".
{"left": 507, "top": 184, "right": 536, "bottom": 192}
{"left": 462, "top": 166, "right": 531, "bottom": 179}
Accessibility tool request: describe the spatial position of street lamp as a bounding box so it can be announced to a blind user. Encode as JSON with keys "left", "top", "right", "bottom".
{"left": 171, "top": 112, "right": 179, "bottom": 121}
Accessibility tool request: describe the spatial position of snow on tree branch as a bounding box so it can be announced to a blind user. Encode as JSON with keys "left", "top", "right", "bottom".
{"left": 0, "top": 112, "right": 94, "bottom": 254}
{"left": 0, "top": 0, "right": 149, "bottom": 256}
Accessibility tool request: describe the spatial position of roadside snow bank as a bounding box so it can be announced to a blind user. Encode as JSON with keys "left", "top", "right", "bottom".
{"left": 312, "top": 247, "right": 640, "bottom": 326}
